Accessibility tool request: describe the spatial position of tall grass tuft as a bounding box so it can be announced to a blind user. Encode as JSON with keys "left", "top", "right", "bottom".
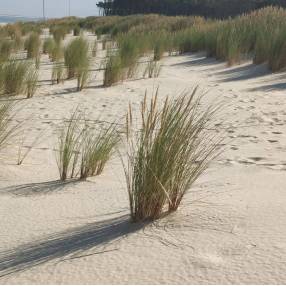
{"left": 56, "top": 109, "right": 119, "bottom": 181}
{"left": 102, "top": 38, "right": 107, "bottom": 50}
{"left": 51, "top": 41, "right": 64, "bottom": 62}
{"left": 0, "top": 102, "right": 18, "bottom": 150}
{"left": 43, "top": 37, "right": 55, "bottom": 55}
{"left": 268, "top": 26, "right": 286, "bottom": 71}
{"left": 80, "top": 123, "right": 119, "bottom": 179}
{"left": 103, "top": 53, "right": 122, "bottom": 87}
{"left": 50, "top": 26, "right": 68, "bottom": 43}
{"left": 76, "top": 63, "right": 90, "bottom": 91}
{"left": 143, "top": 60, "right": 162, "bottom": 78}
{"left": 118, "top": 34, "right": 140, "bottom": 79}
{"left": 153, "top": 34, "right": 167, "bottom": 61}
{"left": 73, "top": 26, "right": 81, "bottom": 36}
{"left": 52, "top": 62, "right": 66, "bottom": 84}
{"left": 56, "top": 110, "right": 82, "bottom": 181}
{"left": 0, "top": 40, "right": 14, "bottom": 62}
{"left": 92, "top": 40, "right": 98, "bottom": 57}
{"left": 1, "top": 60, "right": 30, "bottom": 96}
{"left": 64, "top": 37, "right": 89, "bottom": 79}
{"left": 25, "top": 66, "right": 38, "bottom": 98}
{"left": 124, "top": 88, "right": 219, "bottom": 222}
{"left": 25, "top": 32, "right": 41, "bottom": 59}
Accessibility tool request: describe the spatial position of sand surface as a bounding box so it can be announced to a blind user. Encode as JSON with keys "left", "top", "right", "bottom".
{"left": 0, "top": 33, "right": 286, "bottom": 284}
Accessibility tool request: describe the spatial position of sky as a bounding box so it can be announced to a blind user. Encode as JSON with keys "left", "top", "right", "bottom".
{"left": 0, "top": 0, "right": 100, "bottom": 19}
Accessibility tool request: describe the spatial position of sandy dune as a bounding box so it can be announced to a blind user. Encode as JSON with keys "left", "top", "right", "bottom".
{"left": 0, "top": 33, "right": 286, "bottom": 284}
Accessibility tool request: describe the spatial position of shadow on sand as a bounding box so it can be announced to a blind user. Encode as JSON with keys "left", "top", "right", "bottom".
{"left": 51, "top": 87, "right": 78, "bottom": 95}
{"left": 171, "top": 56, "right": 220, "bottom": 68}
{"left": 0, "top": 214, "right": 144, "bottom": 278}
{"left": 247, "top": 81, "right": 286, "bottom": 92}
{"left": 0, "top": 179, "right": 81, "bottom": 197}
{"left": 215, "top": 63, "right": 269, "bottom": 82}
{"left": 170, "top": 53, "right": 286, "bottom": 90}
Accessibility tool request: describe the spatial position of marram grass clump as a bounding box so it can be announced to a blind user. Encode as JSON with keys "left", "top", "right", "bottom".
{"left": 0, "top": 102, "right": 19, "bottom": 150}
{"left": 52, "top": 62, "right": 66, "bottom": 84}
{"left": 64, "top": 37, "right": 89, "bottom": 79}
{"left": 0, "top": 60, "right": 29, "bottom": 96}
{"left": 56, "top": 110, "right": 82, "bottom": 181}
{"left": 80, "top": 123, "right": 119, "bottom": 179}
{"left": 43, "top": 37, "right": 55, "bottom": 55}
{"left": 0, "top": 60, "right": 38, "bottom": 98}
{"left": 25, "top": 66, "right": 38, "bottom": 98}
{"left": 103, "top": 53, "right": 123, "bottom": 87}
{"left": 25, "top": 32, "right": 41, "bottom": 60}
{"left": 76, "top": 64, "right": 90, "bottom": 91}
{"left": 143, "top": 60, "right": 162, "bottom": 78}
{"left": 0, "top": 40, "right": 14, "bottom": 63}
{"left": 118, "top": 34, "right": 140, "bottom": 79}
{"left": 56, "top": 109, "right": 119, "bottom": 181}
{"left": 123, "top": 88, "right": 220, "bottom": 222}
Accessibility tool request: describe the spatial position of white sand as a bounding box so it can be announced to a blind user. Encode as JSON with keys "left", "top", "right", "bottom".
{"left": 0, "top": 33, "right": 286, "bottom": 284}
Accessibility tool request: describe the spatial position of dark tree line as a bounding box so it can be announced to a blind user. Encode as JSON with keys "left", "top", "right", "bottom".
{"left": 97, "top": 0, "right": 286, "bottom": 18}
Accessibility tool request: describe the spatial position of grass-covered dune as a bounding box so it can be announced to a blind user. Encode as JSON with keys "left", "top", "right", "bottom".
{"left": 3, "top": 6, "right": 285, "bottom": 74}
{"left": 0, "top": 7, "right": 284, "bottom": 106}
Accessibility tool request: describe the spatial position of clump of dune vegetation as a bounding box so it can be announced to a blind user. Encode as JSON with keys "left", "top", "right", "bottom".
{"left": 52, "top": 62, "right": 66, "bottom": 84}
{"left": 0, "top": 60, "right": 38, "bottom": 98}
{"left": 103, "top": 53, "right": 122, "bottom": 87}
{"left": 56, "top": 110, "right": 119, "bottom": 181}
{"left": 80, "top": 123, "right": 119, "bottom": 180}
{"left": 76, "top": 64, "right": 90, "bottom": 91}
{"left": 102, "top": 38, "right": 107, "bottom": 50}
{"left": 0, "top": 102, "right": 18, "bottom": 150}
{"left": 50, "top": 25, "right": 68, "bottom": 43}
{"left": 143, "top": 60, "right": 162, "bottom": 78}
{"left": 153, "top": 34, "right": 167, "bottom": 61}
{"left": 0, "top": 40, "right": 14, "bottom": 63}
{"left": 1, "top": 6, "right": 284, "bottom": 91}
{"left": 73, "top": 25, "right": 81, "bottom": 36}
{"left": 25, "top": 66, "right": 38, "bottom": 98}
{"left": 86, "top": 7, "right": 286, "bottom": 73}
{"left": 123, "top": 88, "right": 219, "bottom": 222}
{"left": 0, "top": 60, "right": 29, "bottom": 96}
{"left": 268, "top": 26, "right": 286, "bottom": 72}
{"left": 51, "top": 41, "right": 64, "bottom": 62}
{"left": 118, "top": 34, "right": 140, "bottom": 79}
{"left": 6, "top": 23, "right": 22, "bottom": 41}
{"left": 56, "top": 110, "right": 82, "bottom": 181}
{"left": 1, "top": 5, "right": 285, "bottom": 73}
{"left": 92, "top": 40, "right": 98, "bottom": 57}
{"left": 43, "top": 37, "right": 55, "bottom": 55}
{"left": 64, "top": 37, "right": 89, "bottom": 82}
{"left": 25, "top": 32, "right": 41, "bottom": 60}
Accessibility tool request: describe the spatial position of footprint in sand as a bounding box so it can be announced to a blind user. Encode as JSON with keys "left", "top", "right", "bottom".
{"left": 248, "top": 157, "right": 264, "bottom": 162}
{"left": 237, "top": 157, "right": 267, "bottom": 166}
{"left": 230, "top": 146, "right": 239, "bottom": 151}
{"left": 39, "top": 147, "right": 49, "bottom": 151}
{"left": 268, "top": 139, "right": 278, "bottom": 143}
{"left": 237, "top": 159, "right": 255, "bottom": 165}
{"left": 265, "top": 164, "right": 286, "bottom": 171}
{"left": 238, "top": 134, "right": 257, "bottom": 139}
{"left": 236, "top": 156, "right": 286, "bottom": 171}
